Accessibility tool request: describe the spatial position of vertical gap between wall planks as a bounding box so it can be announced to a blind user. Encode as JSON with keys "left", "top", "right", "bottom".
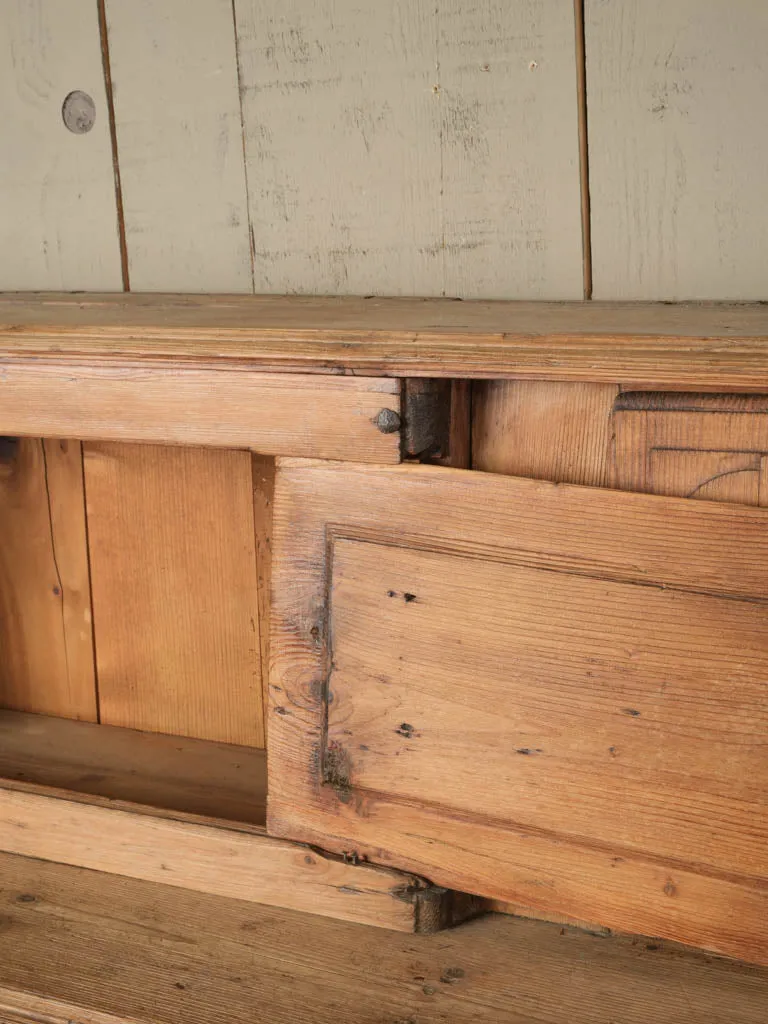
{"left": 97, "top": 0, "right": 130, "bottom": 291}
{"left": 574, "top": 0, "right": 592, "bottom": 300}
{"left": 230, "top": 0, "right": 257, "bottom": 293}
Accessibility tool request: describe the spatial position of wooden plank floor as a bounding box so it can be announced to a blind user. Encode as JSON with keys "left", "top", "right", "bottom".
{"left": 0, "top": 853, "right": 765, "bottom": 1024}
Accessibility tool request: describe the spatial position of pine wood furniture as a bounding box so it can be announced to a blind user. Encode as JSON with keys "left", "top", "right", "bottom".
{"left": 0, "top": 293, "right": 766, "bottom": 965}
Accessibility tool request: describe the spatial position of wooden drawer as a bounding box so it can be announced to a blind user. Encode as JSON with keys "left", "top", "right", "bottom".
{"left": 269, "top": 459, "right": 768, "bottom": 964}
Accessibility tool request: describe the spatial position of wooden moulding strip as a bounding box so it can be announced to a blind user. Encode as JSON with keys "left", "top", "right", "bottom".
{"left": 2, "top": 293, "right": 768, "bottom": 387}
{"left": 0, "top": 780, "right": 471, "bottom": 933}
{"left": 0, "top": 362, "right": 402, "bottom": 463}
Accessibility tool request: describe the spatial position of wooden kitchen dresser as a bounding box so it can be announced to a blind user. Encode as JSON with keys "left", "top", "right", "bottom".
{"left": 0, "top": 294, "right": 766, "bottom": 1018}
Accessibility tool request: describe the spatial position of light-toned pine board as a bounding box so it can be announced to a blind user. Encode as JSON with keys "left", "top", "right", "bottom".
{"left": 438, "top": 1, "right": 583, "bottom": 299}
{"left": 2, "top": 293, "right": 768, "bottom": 387}
{"left": 472, "top": 380, "right": 618, "bottom": 483}
{"left": 269, "top": 459, "right": 768, "bottom": 964}
{"left": 0, "top": 364, "right": 401, "bottom": 462}
{"left": 251, "top": 455, "right": 275, "bottom": 737}
{"left": 488, "top": 900, "right": 610, "bottom": 935}
{"left": 0, "top": 3, "right": 122, "bottom": 289}
{"left": 0, "top": 439, "right": 96, "bottom": 720}
{"left": 610, "top": 393, "right": 768, "bottom": 504}
{"left": 84, "top": 443, "right": 264, "bottom": 747}
{"left": 0, "top": 788, "right": 448, "bottom": 933}
{"left": 103, "top": 0, "right": 251, "bottom": 292}
{"left": 437, "top": 381, "right": 472, "bottom": 468}
{"left": 648, "top": 451, "right": 761, "bottom": 505}
{"left": 1, "top": 854, "right": 766, "bottom": 1024}
{"left": 0, "top": 991, "right": 140, "bottom": 1024}
{"left": 0, "top": 711, "right": 266, "bottom": 824}
{"left": 327, "top": 539, "right": 766, "bottom": 875}
{"left": 587, "top": 0, "right": 768, "bottom": 300}
{"left": 234, "top": 1, "right": 581, "bottom": 298}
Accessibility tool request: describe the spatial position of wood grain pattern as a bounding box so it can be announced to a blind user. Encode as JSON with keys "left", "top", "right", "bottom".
{"left": 1, "top": 854, "right": 766, "bottom": 1024}
{"left": 472, "top": 380, "right": 618, "bottom": 483}
{"left": 269, "top": 459, "right": 768, "bottom": 964}
{"left": 84, "top": 443, "right": 264, "bottom": 746}
{"left": 251, "top": 455, "right": 275, "bottom": 739}
{"left": 327, "top": 539, "right": 766, "bottom": 876}
{"left": 103, "top": 0, "right": 252, "bottom": 291}
{"left": 0, "top": 439, "right": 96, "bottom": 720}
{"left": 587, "top": 0, "right": 768, "bottom": 300}
{"left": 0, "top": 786, "right": 451, "bottom": 933}
{"left": 437, "top": 381, "right": 472, "bottom": 469}
{"left": 0, "top": 363, "right": 401, "bottom": 462}
{"left": 234, "top": 1, "right": 581, "bottom": 297}
{"left": 0, "top": 710, "right": 266, "bottom": 824}
{"left": 0, "top": 4, "right": 122, "bottom": 289}
{"left": 611, "top": 393, "right": 768, "bottom": 504}
{"left": 0, "top": 990, "right": 137, "bottom": 1024}
{"left": 2, "top": 293, "right": 768, "bottom": 387}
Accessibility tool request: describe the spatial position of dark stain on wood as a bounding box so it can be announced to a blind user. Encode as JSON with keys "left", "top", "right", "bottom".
{"left": 403, "top": 379, "right": 452, "bottom": 459}
{"left": 323, "top": 740, "right": 353, "bottom": 802}
{"left": 0, "top": 437, "right": 19, "bottom": 463}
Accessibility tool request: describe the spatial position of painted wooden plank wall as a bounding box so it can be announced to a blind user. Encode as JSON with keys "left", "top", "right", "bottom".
{"left": 1, "top": 0, "right": 122, "bottom": 289}
{"left": 103, "top": 0, "right": 253, "bottom": 292}
{"left": 234, "top": 0, "right": 583, "bottom": 297}
{"left": 3, "top": 2, "right": 768, "bottom": 300}
{"left": 586, "top": 0, "right": 768, "bottom": 300}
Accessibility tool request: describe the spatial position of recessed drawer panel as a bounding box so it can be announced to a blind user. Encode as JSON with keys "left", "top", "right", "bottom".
{"left": 327, "top": 538, "right": 766, "bottom": 878}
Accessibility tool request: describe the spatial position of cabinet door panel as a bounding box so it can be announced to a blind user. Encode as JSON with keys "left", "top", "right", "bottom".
{"left": 269, "top": 460, "right": 768, "bottom": 965}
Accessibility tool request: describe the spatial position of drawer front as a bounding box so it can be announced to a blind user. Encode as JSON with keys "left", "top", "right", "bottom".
{"left": 610, "top": 391, "right": 768, "bottom": 503}
{"left": 268, "top": 459, "right": 768, "bottom": 965}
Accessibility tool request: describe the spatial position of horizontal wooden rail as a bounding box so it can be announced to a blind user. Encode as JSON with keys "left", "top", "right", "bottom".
{"left": 0, "top": 780, "right": 467, "bottom": 933}
{"left": 0, "top": 361, "right": 401, "bottom": 461}
{"left": 2, "top": 293, "right": 768, "bottom": 387}
{"left": 0, "top": 712, "right": 475, "bottom": 932}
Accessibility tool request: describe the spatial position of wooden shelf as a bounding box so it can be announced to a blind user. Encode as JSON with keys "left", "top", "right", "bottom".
{"left": 0, "top": 850, "right": 765, "bottom": 1024}
{"left": 2, "top": 292, "right": 768, "bottom": 387}
{"left": 0, "top": 711, "right": 267, "bottom": 824}
{"left": 0, "top": 712, "right": 467, "bottom": 933}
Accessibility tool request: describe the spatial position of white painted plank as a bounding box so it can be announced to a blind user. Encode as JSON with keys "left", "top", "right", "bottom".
{"left": 234, "top": 0, "right": 442, "bottom": 296}
{"left": 234, "top": 0, "right": 583, "bottom": 298}
{"left": 438, "top": 0, "right": 583, "bottom": 299}
{"left": 0, "top": 0, "right": 122, "bottom": 289}
{"left": 105, "top": 0, "right": 252, "bottom": 291}
{"left": 587, "top": 0, "right": 768, "bottom": 300}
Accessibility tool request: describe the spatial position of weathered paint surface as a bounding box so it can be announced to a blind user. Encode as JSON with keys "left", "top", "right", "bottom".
{"left": 234, "top": 0, "right": 583, "bottom": 298}
{"left": 587, "top": 0, "right": 768, "bottom": 299}
{"left": 1, "top": 0, "right": 122, "bottom": 289}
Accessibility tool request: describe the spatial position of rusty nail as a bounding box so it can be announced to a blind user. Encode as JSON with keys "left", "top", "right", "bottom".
{"left": 374, "top": 408, "right": 401, "bottom": 433}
